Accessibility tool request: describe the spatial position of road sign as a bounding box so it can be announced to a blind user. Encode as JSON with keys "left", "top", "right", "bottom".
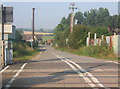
{"left": 0, "top": 24, "right": 13, "bottom": 34}
{"left": 3, "top": 7, "right": 13, "bottom": 23}
{"left": 4, "top": 24, "right": 13, "bottom": 34}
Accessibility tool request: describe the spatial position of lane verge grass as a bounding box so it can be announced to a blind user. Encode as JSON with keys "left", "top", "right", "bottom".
{"left": 13, "top": 41, "right": 40, "bottom": 63}
{"left": 54, "top": 45, "right": 118, "bottom": 61}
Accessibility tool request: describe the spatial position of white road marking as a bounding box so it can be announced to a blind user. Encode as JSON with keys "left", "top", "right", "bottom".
{"left": 113, "top": 62, "right": 119, "bottom": 64}
{"left": 5, "top": 63, "right": 27, "bottom": 89}
{"left": 62, "top": 57, "right": 104, "bottom": 87}
{"left": 57, "top": 55, "right": 97, "bottom": 88}
{"left": 0, "top": 66, "right": 9, "bottom": 73}
{"left": 52, "top": 52, "right": 110, "bottom": 88}
{"left": 106, "top": 61, "right": 119, "bottom": 65}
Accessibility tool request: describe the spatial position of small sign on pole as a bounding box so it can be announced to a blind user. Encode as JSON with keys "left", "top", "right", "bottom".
{"left": 4, "top": 24, "right": 13, "bottom": 34}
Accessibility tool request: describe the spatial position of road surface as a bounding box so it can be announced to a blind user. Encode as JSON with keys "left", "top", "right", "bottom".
{"left": 1, "top": 46, "right": 119, "bottom": 89}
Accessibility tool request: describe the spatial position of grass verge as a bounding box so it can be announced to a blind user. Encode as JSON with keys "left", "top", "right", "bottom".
{"left": 13, "top": 41, "right": 39, "bottom": 63}
{"left": 55, "top": 45, "right": 118, "bottom": 61}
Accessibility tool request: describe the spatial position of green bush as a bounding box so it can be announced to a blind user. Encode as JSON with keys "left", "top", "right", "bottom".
{"left": 68, "top": 25, "right": 89, "bottom": 49}
{"left": 78, "top": 45, "right": 114, "bottom": 58}
{"left": 13, "top": 41, "right": 33, "bottom": 58}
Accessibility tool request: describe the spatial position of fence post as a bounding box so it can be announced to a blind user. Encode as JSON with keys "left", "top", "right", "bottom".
{"left": 94, "top": 33, "right": 97, "bottom": 46}
{"left": 110, "top": 36, "right": 113, "bottom": 50}
{"left": 86, "top": 32, "right": 90, "bottom": 46}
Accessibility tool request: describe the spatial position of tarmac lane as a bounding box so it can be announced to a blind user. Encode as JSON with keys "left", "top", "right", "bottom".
{"left": 1, "top": 46, "right": 120, "bottom": 89}
{"left": 49, "top": 46, "right": 119, "bottom": 88}
{"left": 1, "top": 63, "right": 27, "bottom": 88}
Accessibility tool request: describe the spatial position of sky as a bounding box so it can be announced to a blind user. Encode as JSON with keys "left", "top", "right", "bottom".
{"left": 2, "top": 1, "right": 119, "bottom": 30}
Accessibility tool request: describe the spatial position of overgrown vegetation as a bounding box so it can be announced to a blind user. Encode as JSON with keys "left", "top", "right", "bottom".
{"left": 53, "top": 7, "right": 119, "bottom": 60}
{"left": 57, "top": 45, "right": 117, "bottom": 60}
{"left": 78, "top": 46, "right": 117, "bottom": 60}
{"left": 13, "top": 31, "right": 39, "bottom": 62}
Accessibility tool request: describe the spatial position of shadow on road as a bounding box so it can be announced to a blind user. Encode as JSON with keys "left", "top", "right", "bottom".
{"left": 37, "top": 48, "right": 47, "bottom": 52}
{"left": 2, "top": 69, "right": 78, "bottom": 88}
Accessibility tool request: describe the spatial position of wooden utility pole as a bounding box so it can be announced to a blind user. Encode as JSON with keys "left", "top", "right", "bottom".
{"left": 69, "top": 3, "right": 77, "bottom": 33}
{"left": 70, "top": 11, "right": 74, "bottom": 33}
{"left": 32, "top": 8, "right": 35, "bottom": 48}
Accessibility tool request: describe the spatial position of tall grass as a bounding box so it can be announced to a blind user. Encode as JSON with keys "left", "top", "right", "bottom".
{"left": 55, "top": 45, "right": 117, "bottom": 60}
{"left": 13, "top": 42, "right": 31, "bottom": 57}
{"left": 78, "top": 45, "right": 117, "bottom": 59}
{"left": 13, "top": 41, "right": 38, "bottom": 62}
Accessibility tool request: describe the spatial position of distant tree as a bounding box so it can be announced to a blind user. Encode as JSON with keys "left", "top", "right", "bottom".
{"left": 39, "top": 28, "right": 44, "bottom": 32}
{"left": 74, "top": 11, "right": 84, "bottom": 24}
{"left": 109, "top": 15, "right": 118, "bottom": 28}
{"left": 117, "top": 15, "right": 120, "bottom": 29}
{"left": 88, "top": 9, "right": 98, "bottom": 26}
{"left": 89, "top": 27, "right": 112, "bottom": 38}
{"left": 97, "top": 8, "right": 110, "bottom": 26}
{"left": 15, "top": 31, "right": 22, "bottom": 41}
{"left": 68, "top": 25, "right": 89, "bottom": 49}
{"left": 66, "top": 14, "right": 71, "bottom": 25}
{"left": 54, "top": 24, "right": 64, "bottom": 32}
{"left": 60, "top": 17, "right": 67, "bottom": 25}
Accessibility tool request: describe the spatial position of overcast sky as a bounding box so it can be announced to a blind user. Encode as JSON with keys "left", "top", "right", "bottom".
{"left": 2, "top": 1, "right": 119, "bottom": 30}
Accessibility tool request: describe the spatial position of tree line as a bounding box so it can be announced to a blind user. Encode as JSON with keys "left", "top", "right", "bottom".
{"left": 60, "top": 8, "right": 119, "bottom": 28}
{"left": 54, "top": 7, "right": 119, "bottom": 49}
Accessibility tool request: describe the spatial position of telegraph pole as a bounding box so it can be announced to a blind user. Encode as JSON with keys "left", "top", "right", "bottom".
{"left": 0, "top": 5, "right": 4, "bottom": 66}
{"left": 32, "top": 8, "right": 35, "bottom": 48}
{"left": 118, "top": 1, "right": 120, "bottom": 15}
{"left": 69, "top": 3, "right": 77, "bottom": 33}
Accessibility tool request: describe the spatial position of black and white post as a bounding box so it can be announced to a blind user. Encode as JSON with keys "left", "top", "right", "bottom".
{"left": 0, "top": 4, "right": 4, "bottom": 67}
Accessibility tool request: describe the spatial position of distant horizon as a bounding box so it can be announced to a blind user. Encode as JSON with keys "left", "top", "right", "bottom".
{"left": 16, "top": 27, "right": 53, "bottom": 31}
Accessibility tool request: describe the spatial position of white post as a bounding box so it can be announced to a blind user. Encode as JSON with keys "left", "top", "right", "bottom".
{"left": 94, "top": 33, "right": 97, "bottom": 46}
{"left": 101, "top": 35, "right": 104, "bottom": 41}
{"left": 86, "top": 32, "right": 90, "bottom": 46}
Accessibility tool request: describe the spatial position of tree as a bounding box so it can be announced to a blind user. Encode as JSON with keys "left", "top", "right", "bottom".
{"left": 68, "top": 25, "right": 89, "bottom": 49}
{"left": 66, "top": 14, "right": 71, "bottom": 25}
{"left": 39, "top": 28, "right": 44, "bottom": 32}
{"left": 15, "top": 31, "right": 22, "bottom": 41}
{"left": 89, "top": 27, "right": 111, "bottom": 38}
{"left": 53, "top": 7, "right": 118, "bottom": 49}
{"left": 74, "top": 11, "right": 84, "bottom": 24}
{"left": 54, "top": 24, "right": 64, "bottom": 32}
{"left": 117, "top": 15, "right": 120, "bottom": 29}
{"left": 97, "top": 8, "right": 110, "bottom": 26}
{"left": 108, "top": 15, "right": 118, "bottom": 28}
{"left": 60, "top": 17, "right": 67, "bottom": 25}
